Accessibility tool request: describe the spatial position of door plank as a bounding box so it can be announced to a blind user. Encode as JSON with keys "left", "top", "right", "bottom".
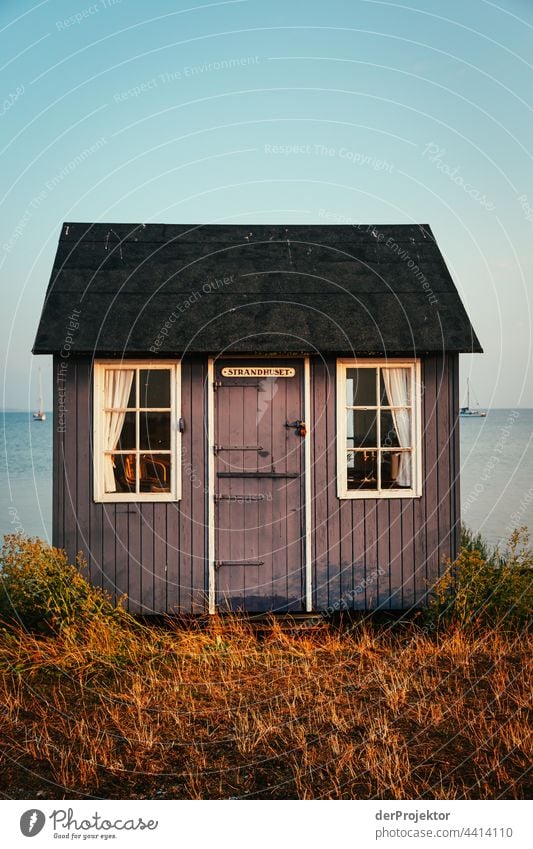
{"left": 215, "top": 360, "right": 305, "bottom": 612}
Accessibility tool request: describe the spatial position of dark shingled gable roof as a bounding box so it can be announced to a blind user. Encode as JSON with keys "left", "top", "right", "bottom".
{"left": 33, "top": 222, "right": 483, "bottom": 355}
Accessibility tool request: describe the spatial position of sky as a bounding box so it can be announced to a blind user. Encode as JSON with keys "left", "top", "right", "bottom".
{"left": 1, "top": 0, "right": 532, "bottom": 410}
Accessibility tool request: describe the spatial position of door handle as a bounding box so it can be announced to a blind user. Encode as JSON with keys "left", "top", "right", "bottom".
{"left": 285, "top": 419, "right": 307, "bottom": 437}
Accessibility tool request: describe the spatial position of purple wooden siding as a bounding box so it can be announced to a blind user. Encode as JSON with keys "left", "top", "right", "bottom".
{"left": 310, "top": 354, "right": 460, "bottom": 611}
{"left": 54, "top": 353, "right": 460, "bottom": 613}
{"left": 53, "top": 355, "right": 206, "bottom": 615}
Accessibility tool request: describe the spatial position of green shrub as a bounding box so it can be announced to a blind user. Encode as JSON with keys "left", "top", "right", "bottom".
{"left": 0, "top": 534, "right": 126, "bottom": 635}
{"left": 459, "top": 524, "right": 493, "bottom": 561}
{"left": 427, "top": 527, "right": 533, "bottom": 631}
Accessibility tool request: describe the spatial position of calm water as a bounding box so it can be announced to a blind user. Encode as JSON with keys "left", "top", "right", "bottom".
{"left": 459, "top": 409, "right": 533, "bottom": 546}
{"left": 1, "top": 413, "right": 53, "bottom": 542}
{"left": 1, "top": 410, "right": 532, "bottom": 548}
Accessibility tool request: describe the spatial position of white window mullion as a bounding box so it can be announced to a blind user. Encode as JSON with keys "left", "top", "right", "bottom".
{"left": 135, "top": 369, "right": 140, "bottom": 496}
{"left": 411, "top": 363, "right": 417, "bottom": 493}
{"left": 376, "top": 367, "right": 381, "bottom": 493}
{"left": 344, "top": 362, "right": 349, "bottom": 495}
{"left": 171, "top": 363, "right": 177, "bottom": 499}
{"left": 336, "top": 358, "right": 421, "bottom": 500}
{"left": 93, "top": 360, "right": 181, "bottom": 503}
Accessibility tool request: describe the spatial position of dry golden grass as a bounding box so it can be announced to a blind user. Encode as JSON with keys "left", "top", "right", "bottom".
{"left": 0, "top": 616, "right": 530, "bottom": 800}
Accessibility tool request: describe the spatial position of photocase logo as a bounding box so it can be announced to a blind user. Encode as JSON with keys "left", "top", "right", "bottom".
{"left": 20, "top": 810, "right": 46, "bottom": 837}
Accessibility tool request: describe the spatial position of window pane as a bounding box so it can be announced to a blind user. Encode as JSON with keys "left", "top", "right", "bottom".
{"left": 140, "top": 412, "right": 171, "bottom": 449}
{"left": 381, "top": 451, "right": 412, "bottom": 489}
{"left": 104, "top": 368, "right": 136, "bottom": 408}
{"left": 111, "top": 412, "right": 136, "bottom": 450}
{"left": 346, "top": 410, "right": 377, "bottom": 448}
{"left": 346, "top": 368, "right": 376, "bottom": 406}
{"left": 103, "top": 410, "right": 135, "bottom": 451}
{"left": 140, "top": 369, "right": 170, "bottom": 408}
{"left": 380, "top": 368, "right": 412, "bottom": 406}
{"left": 140, "top": 453, "right": 171, "bottom": 492}
{"left": 347, "top": 450, "right": 378, "bottom": 490}
{"left": 380, "top": 410, "right": 398, "bottom": 447}
{"left": 126, "top": 377, "right": 136, "bottom": 408}
{"left": 380, "top": 409, "right": 411, "bottom": 448}
{"left": 105, "top": 453, "right": 136, "bottom": 493}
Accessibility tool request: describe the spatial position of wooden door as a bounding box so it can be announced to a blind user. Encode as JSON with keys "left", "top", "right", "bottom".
{"left": 214, "top": 359, "right": 305, "bottom": 612}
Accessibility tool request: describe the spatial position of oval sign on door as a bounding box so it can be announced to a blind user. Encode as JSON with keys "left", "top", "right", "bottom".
{"left": 221, "top": 366, "right": 296, "bottom": 377}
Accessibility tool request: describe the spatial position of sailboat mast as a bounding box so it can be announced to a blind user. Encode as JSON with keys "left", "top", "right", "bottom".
{"left": 33, "top": 368, "right": 46, "bottom": 421}
{"left": 38, "top": 368, "right": 43, "bottom": 412}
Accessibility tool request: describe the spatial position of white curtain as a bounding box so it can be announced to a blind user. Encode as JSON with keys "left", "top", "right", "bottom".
{"left": 382, "top": 368, "right": 411, "bottom": 487}
{"left": 103, "top": 369, "right": 135, "bottom": 492}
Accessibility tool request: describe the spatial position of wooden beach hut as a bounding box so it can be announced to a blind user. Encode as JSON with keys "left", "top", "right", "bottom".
{"left": 33, "top": 223, "right": 482, "bottom": 615}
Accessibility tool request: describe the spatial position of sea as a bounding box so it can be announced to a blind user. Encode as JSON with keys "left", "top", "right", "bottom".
{"left": 1, "top": 410, "right": 532, "bottom": 550}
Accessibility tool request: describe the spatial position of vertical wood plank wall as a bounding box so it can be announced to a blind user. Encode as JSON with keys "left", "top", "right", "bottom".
{"left": 54, "top": 353, "right": 460, "bottom": 613}
{"left": 310, "top": 354, "right": 460, "bottom": 611}
{"left": 54, "top": 355, "right": 206, "bottom": 615}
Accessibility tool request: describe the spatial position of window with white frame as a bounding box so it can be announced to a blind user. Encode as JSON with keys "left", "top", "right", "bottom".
{"left": 336, "top": 359, "right": 422, "bottom": 498}
{"left": 93, "top": 362, "right": 181, "bottom": 502}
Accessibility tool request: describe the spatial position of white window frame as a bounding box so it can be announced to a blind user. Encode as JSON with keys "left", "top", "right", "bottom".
{"left": 336, "top": 358, "right": 422, "bottom": 499}
{"left": 93, "top": 360, "right": 181, "bottom": 503}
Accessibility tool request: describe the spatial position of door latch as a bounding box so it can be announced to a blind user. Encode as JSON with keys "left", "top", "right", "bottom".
{"left": 285, "top": 419, "right": 307, "bottom": 437}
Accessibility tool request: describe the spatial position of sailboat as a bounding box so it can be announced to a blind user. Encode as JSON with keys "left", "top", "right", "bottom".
{"left": 460, "top": 378, "right": 486, "bottom": 417}
{"left": 33, "top": 368, "right": 46, "bottom": 421}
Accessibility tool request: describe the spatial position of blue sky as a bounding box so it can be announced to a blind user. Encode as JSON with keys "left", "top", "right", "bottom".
{"left": 1, "top": 0, "right": 532, "bottom": 409}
